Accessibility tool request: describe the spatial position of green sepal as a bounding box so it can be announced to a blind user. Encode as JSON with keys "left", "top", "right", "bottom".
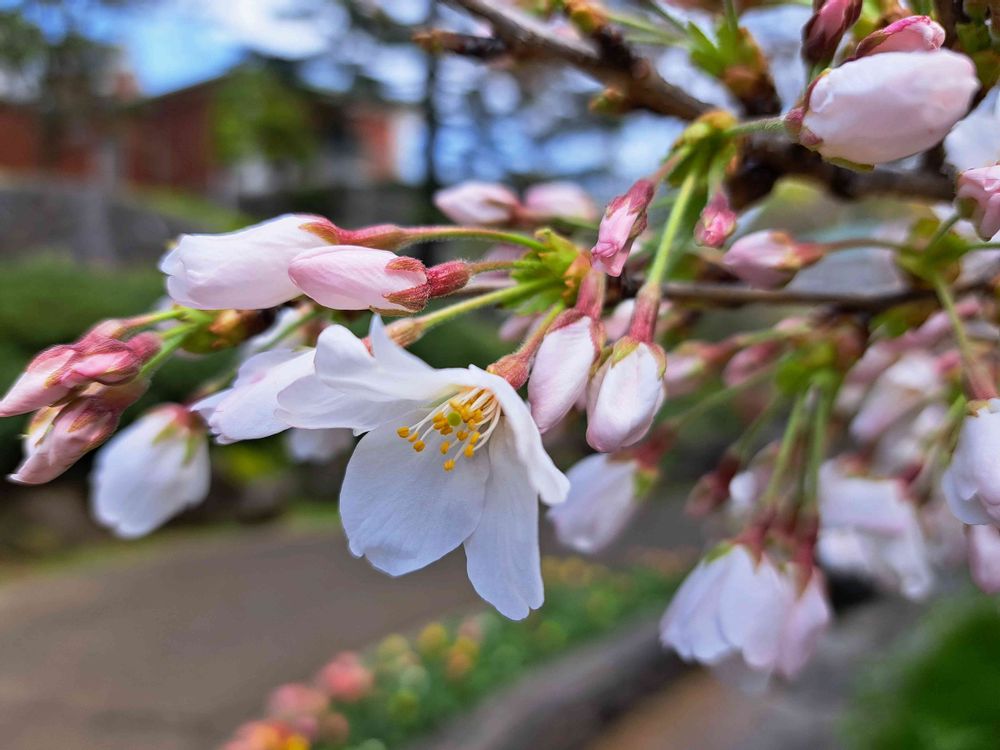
{"left": 508, "top": 229, "right": 581, "bottom": 314}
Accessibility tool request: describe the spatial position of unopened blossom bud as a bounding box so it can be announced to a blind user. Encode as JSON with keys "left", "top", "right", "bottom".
{"left": 160, "top": 214, "right": 333, "bottom": 309}
{"left": 788, "top": 50, "right": 978, "bottom": 166}
{"left": 434, "top": 181, "right": 520, "bottom": 226}
{"left": 288, "top": 246, "right": 429, "bottom": 313}
{"left": 802, "top": 0, "right": 862, "bottom": 65}
{"left": 942, "top": 399, "right": 1000, "bottom": 526}
{"left": 956, "top": 165, "right": 1000, "bottom": 240}
{"left": 967, "top": 525, "right": 1000, "bottom": 594}
{"left": 694, "top": 191, "right": 737, "bottom": 248}
{"left": 586, "top": 336, "right": 666, "bottom": 452}
{"left": 850, "top": 351, "right": 944, "bottom": 444}
{"left": 854, "top": 15, "right": 944, "bottom": 57}
{"left": 686, "top": 451, "right": 742, "bottom": 516}
{"left": 723, "top": 231, "right": 824, "bottom": 289}
{"left": 522, "top": 181, "right": 597, "bottom": 223}
{"left": 549, "top": 452, "right": 652, "bottom": 553}
{"left": 9, "top": 380, "right": 147, "bottom": 485}
{"left": 591, "top": 179, "right": 655, "bottom": 276}
{"left": 529, "top": 311, "right": 604, "bottom": 432}
{"left": 0, "top": 327, "right": 159, "bottom": 417}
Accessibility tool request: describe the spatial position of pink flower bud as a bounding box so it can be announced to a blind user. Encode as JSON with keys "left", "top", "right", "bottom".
{"left": 8, "top": 380, "right": 147, "bottom": 485}
{"left": 0, "top": 328, "right": 159, "bottom": 418}
{"left": 521, "top": 181, "right": 597, "bottom": 223}
{"left": 967, "top": 524, "right": 1000, "bottom": 594}
{"left": 529, "top": 311, "right": 604, "bottom": 433}
{"left": 791, "top": 51, "right": 978, "bottom": 166}
{"left": 664, "top": 341, "right": 734, "bottom": 397}
{"left": 802, "top": 0, "right": 862, "bottom": 65}
{"left": 694, "top": 191, "right": 737, "bottom": 248}
{"left": 433, "top": 181, "right": 521, "bottom": 226}
{"left": 723, "top": 231, "right": 824, "bottom": 289}
{"left": 854, "top": 15, "right": 945, "bottom": 57}
{"left": 586, "top": 337, "right": 666, "bottom": 452}
{"left": 288, "top": 246, "right": 428, "bottom": 313}
{"left": 956, "top": 165, "right": 1000, "bottom": 240}
{"left": 160, "top": 214, "right": 333, "bottom": 310}
{"left": 723, "top": 341, "right": 781, "bottom": 387}
{"left": 591, "top": 179, "right": 655, "bottom": 276}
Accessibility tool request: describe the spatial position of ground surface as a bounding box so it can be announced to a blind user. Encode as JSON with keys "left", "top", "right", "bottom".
{"left": 0, "top": 493, "right": 698, "bottom": 750}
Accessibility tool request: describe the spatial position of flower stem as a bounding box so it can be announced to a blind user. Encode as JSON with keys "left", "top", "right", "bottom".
{"left": 415, "top": 278, "right": 557, "bottom": 331}
{"left": 760, "top": 389, "right": 809, "bottom": 509}
{"left": 644, "top": 166, "right": 701, "bottom": 290}
{"left": 413, "top": 226, "right": 549, "bottom": 253}
{"left": 139, "top": 331, "right": 191, "bottom": 378}
{"left": 931, "top": 272, "right": 996, "bottom": 399}
{"left": 668, "top": 367, "right": 772, "bottom": 431}
{"left": 467, "top": 259, "right": 517, "bottom": 275}
{"left": 802, "top": 375, "right": 834, "bottom": 512}
{"left": 724, "top": 117, "right": 788, "bottom": 138}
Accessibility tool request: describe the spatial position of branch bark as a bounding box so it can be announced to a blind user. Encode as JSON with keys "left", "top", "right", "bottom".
{"left": 443, "top": 0, "right": 712, "bottom": 120}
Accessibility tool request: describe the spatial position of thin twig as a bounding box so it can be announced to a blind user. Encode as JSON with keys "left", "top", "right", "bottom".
{"left": 442, "top": 0, "right": 711, "bottom": 120}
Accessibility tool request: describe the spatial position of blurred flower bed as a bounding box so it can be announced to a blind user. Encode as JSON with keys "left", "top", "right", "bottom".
{"left": 844, "top": 592, "right": 1000, "bottom": 749}
{"left": 224, "top": 556, "right": 682, "bottom": 750}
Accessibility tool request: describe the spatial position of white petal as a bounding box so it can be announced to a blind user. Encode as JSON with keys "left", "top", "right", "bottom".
{"left": 285, "top": 428, "right": 353, "bottom": 463}
{"left": 528, "top": 317, "right": 598, "bottom": 433}
{"left": 276, "top": 374, "right": 409, "bottom": 434}
{"left": 464, "top": 426, "right": 544, "bottom": 620}
{"left": 339, "top": 415, "right": 490, "bottom": 576}
{"left": 90, "top": 412, "right": 210, "bottom": 538}
{"left": 549, "top": 454, "right": 638, "bottom": 553}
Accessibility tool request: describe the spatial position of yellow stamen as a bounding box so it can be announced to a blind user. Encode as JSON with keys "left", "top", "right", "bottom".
{"left": 464, "top": 444, "right": 475, "bottom": 458}
{"left": 397, "top": 426, "right": 410, "bottom": 438}
{"left": 413, "top": 440, "right": 425, "bottom": 452}
{"left": 443, "top": 459, "right": 456, "bottom": 471}
{"left": 440, "top": 441, "right": 451, "bottom": 454}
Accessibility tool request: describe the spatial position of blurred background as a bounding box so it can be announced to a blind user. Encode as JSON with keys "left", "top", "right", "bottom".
{"left": 0, "top": 2, "right": 996, "bottom": 750}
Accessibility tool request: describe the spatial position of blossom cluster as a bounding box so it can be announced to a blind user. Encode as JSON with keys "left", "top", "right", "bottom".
{"left": 4, "top": 0, "right": 1000, "bottom": 693}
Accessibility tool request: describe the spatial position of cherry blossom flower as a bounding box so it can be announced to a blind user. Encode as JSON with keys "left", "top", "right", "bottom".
{"left": 661, "top": 544, "right": 828, "bottom": 680}
{"left": 586, "top": 337, "right": 666, "bottom": 452}
{"left": 192, "top": 349, "right": 315, "bottom": 444}
{"left": 849, "top": 351, "right": 944, "bottom": 444}
{"left": 284, "top": 428, "right": 353, "bottom": 464}
{"left": 549, "top": 453, "right": 646, "bottom": 553}
{"left": 433, "top": 182, "right": 520, "bottom": 226}
{"left": 90, "top": 404, "right": 210, "bottom": 538}
{"left": 288, "top": 247, "right": 429, "bottom": 313}
{"left": 276, "top": 317, "right": 569, "bottom": 619}
{"left": 945, "top": 88, "right": 1000, "bottom": 173}
{"left": 791, "top": 50, "right": 977, "bottom": 165}
{"left": 9, "top": 381, "right": 146, "bottom": 485}
{"left": 695, "top": 190, "right": 737, "bottom": 248}
{"left": 956, "top": 165, "right": 1000, "bottom": 240}
{"left": 529, "top": 311, "right": 604, "bottom": 433}
{"left": 0, "top": 325, "right": 158, "bottom": 418}
{"left": 818, "top": 459, "right": 934, "bottom": 599}
{"left": 967, "top": 524, "right": 1000, "bottom": 594}
{"left": 160, "top": 214, "right": 330, "bottom": 310}
{"left": 941, "top": 399, "right": 1000, "bottom": 526}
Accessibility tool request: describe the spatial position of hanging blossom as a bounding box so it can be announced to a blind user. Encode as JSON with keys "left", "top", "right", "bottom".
{"left": 549, "top": 450, "right": 657, "bottom": 554}
{"left": 660, "top": 543, "right": 830, "bottom": 683}
{"left": 818, "top": 458, "right": 934, "bottom": 600}
{"left": 276, "top": 317, "right": 569, "bottom": 619}
{"left": 941, "top": 399, "right": 1000, "bottom": 526}
{"left": 90, "top": 404, "right": 211, "bottom": 538}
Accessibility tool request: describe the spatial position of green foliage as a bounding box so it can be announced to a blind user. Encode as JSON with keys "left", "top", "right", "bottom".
{"left": 844, "top": 594, "right": 1000, "bottom": 750}
{"left": 213, "top": 65, "right": 319, "bottom": 166}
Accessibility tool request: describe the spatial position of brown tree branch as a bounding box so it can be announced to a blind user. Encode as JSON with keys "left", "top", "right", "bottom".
{"left": 728, "top": 138, "right": 955, "bottom": 209}
{"left": 442, "top": 0, "right": 712, "bottom": 120}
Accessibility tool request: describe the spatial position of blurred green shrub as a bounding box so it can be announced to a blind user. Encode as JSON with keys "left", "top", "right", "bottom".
{"left": 844, "top": 593, "right": 1000, "bottom": 750}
